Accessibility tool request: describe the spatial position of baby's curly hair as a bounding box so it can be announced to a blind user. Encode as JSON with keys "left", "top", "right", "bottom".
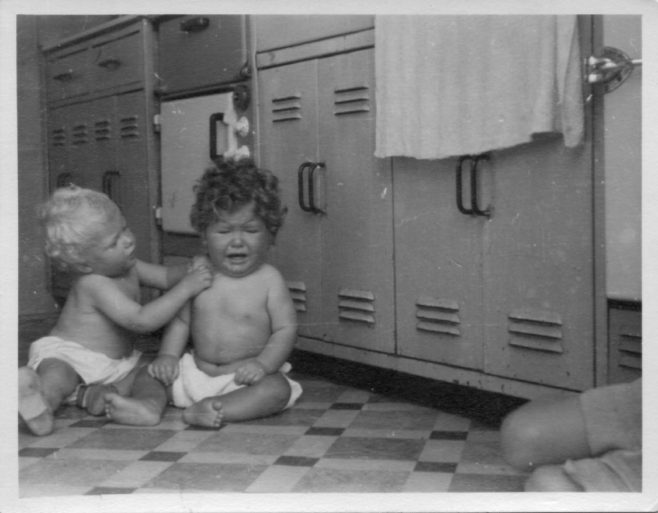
{"left": 39, "top": 185, "right": 121, "bottom": 272}
{"left": 190, "top": 157, "right": 287, "bottom": 238}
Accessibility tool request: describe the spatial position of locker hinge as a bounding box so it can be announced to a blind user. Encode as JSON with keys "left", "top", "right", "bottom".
{"left": 153, "top": 113, "right": 161, "bottom": 133}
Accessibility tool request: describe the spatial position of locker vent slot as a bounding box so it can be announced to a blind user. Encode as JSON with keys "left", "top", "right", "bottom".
{"left": 415, "top": 296, "right": 461, "bottom": 337}
{"left": 71, "top": 124, "right": 89, "bottom": 146}
{"left": 51, "top": 128, "right": 66, "bottom": 147}
{"left": 338, "top": 288, "right": 375, "bottom": 325}
{"left": 507, "top": 309, "right": 563, "bottom": 353}
{"left": 94, "top": 119, "right": 112, "bottom": 141}
{"left": 334, "top": 86, "right": 370, "bottom": 116}
{"left": 287, "top": 281, "right": 307, "bottom": 313}
{"left": 617, "top": 325, "right": 642, "bottom": 370}
{"left": 119, "top": 116, "right": 140, "bottom": 139}
{"left": 271, "top": 94, "right": 302, "bottom": 122}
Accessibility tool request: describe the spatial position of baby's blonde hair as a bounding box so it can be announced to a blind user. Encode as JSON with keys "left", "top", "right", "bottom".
{"left": 39, "top": 185, "right": 120, "bottom": 271}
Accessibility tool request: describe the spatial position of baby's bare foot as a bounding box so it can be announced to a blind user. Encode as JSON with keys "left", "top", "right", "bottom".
{"left": 183, "top": 398, "right": 224, "bottom": 428}
{"left": 104, "top": 393, "right": 161, "bottom": 426}
{"left": 79, "top": 384, "right": 119, "bottom": 416}
{"left": 18, "top": 367, "right": 54, "bottom": 436}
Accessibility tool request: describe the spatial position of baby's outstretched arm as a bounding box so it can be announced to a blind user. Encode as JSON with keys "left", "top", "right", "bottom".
{"left": 136, "top": 254, "right": 211, "bottom": 290}
{"left": 84, "top": 264, "right": 211, "bottom": 334}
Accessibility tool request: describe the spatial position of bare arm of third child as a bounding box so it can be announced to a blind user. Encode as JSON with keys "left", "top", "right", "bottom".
{"left": 233, "top": 269, "right": 297, "bottom": 385}
{"left": 81, "top": 263, "right": 211, "bottom": 334}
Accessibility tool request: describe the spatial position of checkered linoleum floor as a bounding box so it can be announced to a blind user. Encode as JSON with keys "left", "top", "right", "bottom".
{"left": 18, "top": 317, "right": 529, "bottom": 496}
{"left": 19, "top": 370, "right": 529, "bottom": 496}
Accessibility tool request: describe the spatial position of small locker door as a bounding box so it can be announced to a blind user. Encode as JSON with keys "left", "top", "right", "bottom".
{"left": 158, "top": 15, "right": 247, "bottom": 95}
{"left": 258, "top": 60, "right": 325, "bottom": 341}
{"left": 160, "top": 93, "right": 234, "bottom": 234}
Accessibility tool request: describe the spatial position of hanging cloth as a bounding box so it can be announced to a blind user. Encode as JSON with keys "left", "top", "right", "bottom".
{"left": 374, "top": 15, "right": 585, "bottom": 160}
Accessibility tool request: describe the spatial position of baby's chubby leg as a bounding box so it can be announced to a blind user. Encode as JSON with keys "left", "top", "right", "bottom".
{"left": 105, "top": 367, "right": 167, "bottom": 426}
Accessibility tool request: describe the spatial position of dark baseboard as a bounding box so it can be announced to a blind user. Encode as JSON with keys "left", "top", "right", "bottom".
{"left": 289, "top": 349, "right": 527, "bottom": 428}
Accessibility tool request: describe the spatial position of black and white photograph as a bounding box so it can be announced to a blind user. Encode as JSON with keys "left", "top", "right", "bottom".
{"left": 3, "top": 0, "right": 656, "bottom": 511}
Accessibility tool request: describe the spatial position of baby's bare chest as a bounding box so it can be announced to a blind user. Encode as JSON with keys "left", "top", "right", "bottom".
{"left": 194, "top": 283, "right": 268, "bottom": 322}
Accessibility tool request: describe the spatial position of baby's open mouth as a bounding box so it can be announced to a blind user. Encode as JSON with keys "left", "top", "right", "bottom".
{"left": 227, "top": 252, "right": 248, "bottom": 262}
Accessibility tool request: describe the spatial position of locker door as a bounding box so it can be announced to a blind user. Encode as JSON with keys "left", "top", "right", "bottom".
{"left": 88, "top": 97, "right": 117, "bottom": 194}
{"left": 318, "top": 49, "right": 395, "bottom": 353}
{"left": 258, "top": 60, "right": 325, "bottom": 340}
{"left": 64, "top": 102, "right": 94, "bottom": 189}
{"left": 394, "top": 157, "right": 485, "bottom": 370}
{"left": 482, "top": 138, "right": 594, "bottom": 390}
{"left": 115, "top": 91, "right": 156, "bottom": 264}
{"left": 46, "top": 106, "right": 74, "bottom": 189}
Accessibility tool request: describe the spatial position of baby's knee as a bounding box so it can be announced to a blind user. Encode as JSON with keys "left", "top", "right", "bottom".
{"left": 500, "top": 407, "right": 544, "bottom": 470}
{"left": 262, "top": 373, "right": 291, "bottom": 408}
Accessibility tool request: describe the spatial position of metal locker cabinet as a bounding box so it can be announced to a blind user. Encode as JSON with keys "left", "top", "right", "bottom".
{"left": 43, "top": 17, "right": 159, "bottom": 302}
{"left": 316, "top": 49, "right": 395, "bottom": 354}
{"left": 258, "top": 43, "right": 395, "bottom": 354}
{"left": 258, "top": 59, "right": 325, "bottom": 342}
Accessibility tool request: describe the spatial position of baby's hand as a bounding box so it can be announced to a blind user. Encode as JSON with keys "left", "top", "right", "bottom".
{"left": 148, "top": 354, "right": 179, "bottom": 385}
{"left": 190, "top": 254, "right": 212, "bottom": 272}
{"left": 181, "top": 262, "right": 212, "bottom": 295}
{"left": 234, "top": 359, "right": 267, "bottom": 385}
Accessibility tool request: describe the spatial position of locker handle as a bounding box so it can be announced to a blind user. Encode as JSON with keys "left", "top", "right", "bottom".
{"left": 471, "top": 153, "right": 491, "bottom": 217}
{"left": 456, "top": 156, "right": 474, "bottom": 215}
{"left": 209, "top": 113, "right": 224, "bottom": 161}
{"left": 98, "top": 57, "right": 121, "bottom": 71}
{"left": 297, "top": 162, "right": 314, "bottom": 212}
{"left": 456, "top": 154, "right": 491, "bottom": 217}
{"left": 180, "top": 17, "right": 210, "bottom": 33}
{"left": 102, "top": 170, "right": 122, "bottom": 207}
{"left": 308, "top": 163, "right": 326, "bottom": 214}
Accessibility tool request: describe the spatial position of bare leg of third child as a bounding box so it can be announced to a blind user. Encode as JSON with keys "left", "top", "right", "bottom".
{"left": 104, "top": 367, "right": 167, "bottom": 426}
{"left": 183, "top": 373, "right": 291, "bottom": 429}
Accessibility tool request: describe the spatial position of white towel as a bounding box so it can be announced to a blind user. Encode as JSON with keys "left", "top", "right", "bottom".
{"left": 374, "top": 15, "right": 584, "bottom": 160}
